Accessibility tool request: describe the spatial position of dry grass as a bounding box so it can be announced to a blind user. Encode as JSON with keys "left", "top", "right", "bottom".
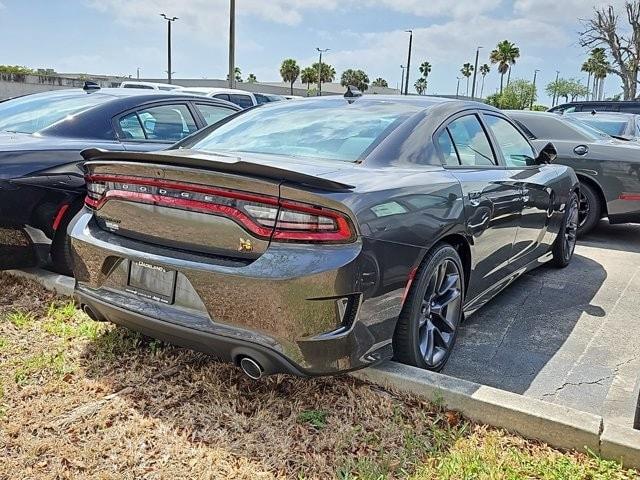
{"left": 0, "top": 272, "right": 637, "bottom": 479}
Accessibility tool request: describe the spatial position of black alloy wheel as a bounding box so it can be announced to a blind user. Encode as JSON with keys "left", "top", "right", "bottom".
{"left": 576, "top": 182, "right": 601, "bottom": 236}
{"left": 551, "top": 191, "right": 579, "bottom": 268}
{"left": 394, "top": 244, "right": 464, "bottom": 371}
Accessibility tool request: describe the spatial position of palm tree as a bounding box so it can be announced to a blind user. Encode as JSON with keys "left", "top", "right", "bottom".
{"left": 461, "top": 63, "right": 474, "bottom": 97}
{"left": 312, "top": 62, "right": 336, "bottom": 85}
{"left": 414, "top": 77, "right": 427, "bottom": 95}
{"left": 247, "top": 73, "right": 257, "bottom": 83}
{"left": 340, "top": 69, "right": 370, "bottom": 92}
{"left": 589, "top": 48, "right": 609, "bottom": 101}
{"left": 372, "top": 77, "right": 388, "bottom": 87}
{"left": 300, "top": 67, "right": 317, "bottom": 91}
{"left": 479, "top": 64, "right": 490, "bottom": 98}
{"left": 490, "top": 40, "right": 520, "bottom": 94}
{"left": 280, "top": 58, "right": 300, "bottom": 95}
{"left": 419, "top": 61, "right": 432, "bottom": 79}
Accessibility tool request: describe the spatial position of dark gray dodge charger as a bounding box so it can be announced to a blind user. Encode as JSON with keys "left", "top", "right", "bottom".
{"left": 70, "top": 95, "right": 579, "bottom": 378}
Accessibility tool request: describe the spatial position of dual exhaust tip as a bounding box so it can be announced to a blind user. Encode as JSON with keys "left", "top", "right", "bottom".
{"left": 81, "top": 303, "right": 265, "bottom": 380}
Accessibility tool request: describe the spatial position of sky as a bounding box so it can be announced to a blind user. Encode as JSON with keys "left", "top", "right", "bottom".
{"left": 0, "top": 0, "right": 631, "bottom": 104}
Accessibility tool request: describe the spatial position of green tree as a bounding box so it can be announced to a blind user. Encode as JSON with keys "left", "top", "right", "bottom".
{"left": 340, "top": 69, "right": 370, "bottom": 92}
{"left": 546, "top": 77, "right": 589, "bottom": 104}
{"left": 226, "top": 66, "right": 243, "bottom": 83}
{"left": 300, "top": 67, "right": 317, "bottom": 91}
{"left": 419, "top": 61, "right": 432, "bottom": 79}
{"left": 246, "top": 73, "right": 257, "bottom": 83}
{"left": 460, "top": 63, "right": 474, "bottom": 96}
{"left": 280, "top": 59, "right": 301, "bottom": 95}
{"left": 311, "top": 62, "right": 336, "bottom": 85}
{"left": 371, "top": 77, "right": 388, "bottom": 87}
{"left": 479, "top": 64, "right": 491, "bottom": 98}
{"left": 414, "top": 77, "right": 428, "bottom": 95}
{"left": 0, "top": 65, "right": 35, "bottom": 75}
{"left": 485, "top": 79, "right": 537, "bottom": 110}
{"left": 489, "top": 40, "right": 520, "bottom": 94}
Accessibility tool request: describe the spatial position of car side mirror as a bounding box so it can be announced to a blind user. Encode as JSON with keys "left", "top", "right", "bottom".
{"left": 536, "top": 142, "right": 558, "bottom": 164}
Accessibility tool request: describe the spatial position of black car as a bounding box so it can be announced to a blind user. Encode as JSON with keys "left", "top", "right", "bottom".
{"left": 66, "top": 95, "right": 579, "bottom": 377}
{"left": 508, "top": 110, "right": 640, "bottom": 235}
{"left": 0, "top": 87, "right": 240, "bottom": 274}
{"left": 549, "top": 100, "right": 640, "bottom": 115}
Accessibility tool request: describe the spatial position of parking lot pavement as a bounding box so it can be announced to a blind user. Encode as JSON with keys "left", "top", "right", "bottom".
{"left": 443, "top": 221, "right": 640, "bottom": 428}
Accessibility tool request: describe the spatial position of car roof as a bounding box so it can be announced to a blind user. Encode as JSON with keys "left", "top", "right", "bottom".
{"left": 567, "top": 111, "right": 637, "bottom": 120}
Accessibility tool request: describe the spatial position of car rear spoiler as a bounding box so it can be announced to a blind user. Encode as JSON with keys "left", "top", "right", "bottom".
{"left": 81, "top": 148, "right": 355, "bottom": 192}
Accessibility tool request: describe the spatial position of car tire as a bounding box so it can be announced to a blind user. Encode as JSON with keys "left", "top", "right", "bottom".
{"left": 393, "top": 243, "right": 464, "bottom": 371}
{"left": 577, "top": 182, "right": 601, "bottom": 236}
{"left": 551, "top": 191, "right": 579, "bottom": 269}
{"left": 50, "top": 204, "right": 81, "bottom": 277}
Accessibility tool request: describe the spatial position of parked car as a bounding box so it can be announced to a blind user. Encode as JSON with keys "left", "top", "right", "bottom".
{"left": 177, "top": 87, "right": 257, "bottom": 109}
{"left": 68, "top": 95, "right": 578, "bottom": 378}
{"left": 0, "top": 86, "right": 240, "bottom": 274}
{"left": 120, "top": 81, "right": 181, "bottom": 91}
{"left": 566, "top": 111, "right": 640, "bottom": 141}
{"left": 549, "top": 100, "right": 640, "bottom": 115}
{"left": 508, "top": 110, "right": 640, "bottom": 235}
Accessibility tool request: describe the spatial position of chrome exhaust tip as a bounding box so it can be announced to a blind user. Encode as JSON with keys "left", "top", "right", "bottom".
{"left": 239, "top": 357, "right": 263, "bottom": 380}
{"left": 81, "top": 304, "right": 104, "bottom": 322}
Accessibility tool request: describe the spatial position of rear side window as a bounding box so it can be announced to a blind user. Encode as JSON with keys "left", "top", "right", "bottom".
{"left": 195, "top": 103, "right": 235, "bottom": 126}
{"left": 446, "top": 115, "right": 496, "bottom": 166}
{"left": 213, "top": 93, "right": 230, "bottom": 102}
{"left": 254, "top": 93, "right": 270, "bottom": 105}
{"left": 228, "top": 94, "right": 254, "bottom": 109}
{"left": 484, "top": 115, "right": 536, "bottom": 167}
{"left": 119, "top": 104, "right": 198, "bottom": 142}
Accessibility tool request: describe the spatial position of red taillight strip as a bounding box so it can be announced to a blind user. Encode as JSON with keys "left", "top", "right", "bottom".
{"left": 619, "top": 193, "right": 640, "bottom": 201}
{"left": 85, "top": 174, "right": 355, "bottom": 243}
{"left": 87, "top": 174, "right": 279, "bottom": 206}
{"left": 88, "top": 190, "right": 274, "bottom": 238}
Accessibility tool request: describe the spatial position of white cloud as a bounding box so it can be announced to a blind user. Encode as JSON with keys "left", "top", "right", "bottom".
{"left": 365, "top": 0, "right": 502, "bottom": 18}
{"left": 513, "top": 0, "right": 629, "bottom": 23}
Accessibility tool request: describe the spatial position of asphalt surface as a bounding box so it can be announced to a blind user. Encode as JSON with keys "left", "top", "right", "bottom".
{"left": 444, "top": 221, "right": 640, "bottom": 428}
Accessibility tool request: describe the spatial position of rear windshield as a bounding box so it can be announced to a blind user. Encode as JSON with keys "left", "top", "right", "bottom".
{"left": 578, "top": 118, "right": 628, "bottom": 136}
{"left": 189, "top": 100, "right": 419, "bottom": 162}
{"left": 0, "top": 92, "right": 111, "bottom": 134}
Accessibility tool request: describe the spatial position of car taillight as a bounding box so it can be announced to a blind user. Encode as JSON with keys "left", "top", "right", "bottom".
{"left": 85, "top": 175, "right": 355, "bottom": 243}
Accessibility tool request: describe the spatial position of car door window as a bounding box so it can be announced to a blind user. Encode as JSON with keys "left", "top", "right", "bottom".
{"left": 228, "top": 94, "right": 254, "bottom": 109}
{"left": 435, "top": 129, "right": 460, "bottom": 166}
{"left": 484, "top": 115, "right": 536, "bottom": 167}
{"left": 446, "top": 115, "right": 496, "bottom": 166}
{"left": 133, "top": 104, "right": 198, "bottom": 142}
{"left": 118, "top": 112, "right": 146, "bottom": 140}
{"left": 213, "top": 93, "right": 230, "bottom": 102}
{"left": 195, "top": 104, "right": 235, "bottom": 126}
{"left": 254, "top": 93, "right": 270, "bottom": 105}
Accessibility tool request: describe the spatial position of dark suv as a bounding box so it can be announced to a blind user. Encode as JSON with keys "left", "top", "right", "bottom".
{"left": 549, "top": 101, "right": 640, "bottom": 115}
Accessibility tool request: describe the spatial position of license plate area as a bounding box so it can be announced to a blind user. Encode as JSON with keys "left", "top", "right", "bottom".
{"left": 126, "top": 260, "right": 176, "bottom": 304}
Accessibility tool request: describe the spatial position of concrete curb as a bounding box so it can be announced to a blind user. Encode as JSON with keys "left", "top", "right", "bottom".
{"left": 352, "top": 362, "right": 640, "bottom": 469}
{"left": 6, "top": 268, "right": 74, "bottom": 297}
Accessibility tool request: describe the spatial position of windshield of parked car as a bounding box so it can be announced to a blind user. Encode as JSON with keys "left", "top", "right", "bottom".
{"left": 0, "top": 92, "right": 111, "bottom": 134}
{"left": 189, "top": 100, "right": 419, "bottom": 162}
{"left": 576, "top": 117, "right": 628, "bottom": 136}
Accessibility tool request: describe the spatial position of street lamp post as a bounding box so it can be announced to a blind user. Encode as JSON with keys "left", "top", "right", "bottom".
{"left": 316, "top": 47, "right": 329, "bottom": 96}
{"left": 400, "top": 65, "right": 405, "bottom": 95}
{"left": 404, "top": 30, "right": 413, "bottom": 95}
{"left": 552, "top": 70, "right": 560, "bottom": 107}
{"left": 228, "top": 0, "right": 236, "bottom": 88}
{"left": 471, "top": 46, "right": 483, "bottom": 100}
{"left": 456, "top": 77, "right": 461, "bottom": 98}
{"left": 531, "top": 69, "right": 540, "bottom": 110}
{"left": 160, "top": 13, "right": 178, "bottom": 84}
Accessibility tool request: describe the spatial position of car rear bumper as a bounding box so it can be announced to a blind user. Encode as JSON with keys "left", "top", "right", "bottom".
{"left": 70, "top": 211, "right": 399, "bottom": 376}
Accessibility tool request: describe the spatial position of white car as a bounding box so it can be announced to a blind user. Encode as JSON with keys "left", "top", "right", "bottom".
{"left": 120, "top": 81, "right": 181, "bottom": 91}
{"left": 176, "top": 87, "right": 257, "bottom": 109}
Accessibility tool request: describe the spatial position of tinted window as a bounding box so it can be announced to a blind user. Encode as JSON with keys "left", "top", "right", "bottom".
{"left": 447, "top": 115, "right": 495, "bottom": 166}
{"left": 189, "top": 100, "right": 420, "bottom": 162}
{"left": 435, "top": 129, "right": 460, "bottom": 166}
{"left": 579, "top": 117, "right": 628, "bottom": 136}
{"left": 130, "top": 104, "right": 198, "bottom": 142}
{"left": 254, "top": 93, "right": 270, "bottom": 105}
{"left": 195, "top": 104, "right": 235, "bottom": 126}
{"left": 122, "top": 84, "right": 155, "bottom": 89}
{"left": 0, "top": 92, "right": 112, "bottom": 134}
{"left": 118, "top": 113, "right": 145, "bottom": 140}
{"left": 228, "top": 94, "right": 254, "bottom": 109}
{"left": 484, "top": 115, "right": 536, "bottom": 167}
{"left": 213, "top": 93, "right": 230, "bottom": 101}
